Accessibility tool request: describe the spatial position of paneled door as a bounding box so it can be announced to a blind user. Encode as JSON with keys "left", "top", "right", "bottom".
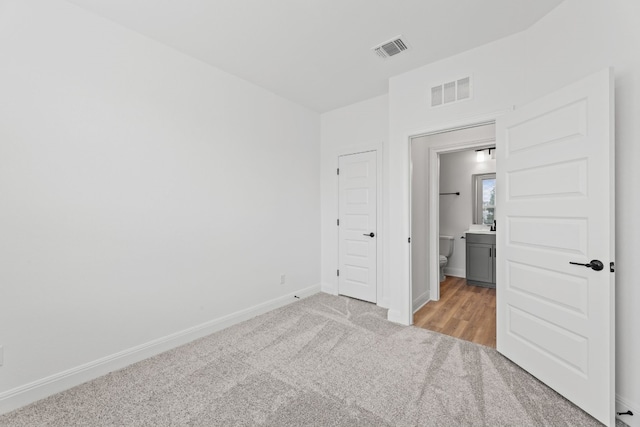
{"left": 496, "top": 68, "right": 614, "bottom": 426}
{"left": 338, "top": 151, "right": 377, "bottom": 303}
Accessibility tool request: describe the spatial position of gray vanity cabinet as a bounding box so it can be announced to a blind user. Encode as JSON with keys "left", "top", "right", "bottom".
{"left": 465, "top": 233, "right": 496, "bottom": 288}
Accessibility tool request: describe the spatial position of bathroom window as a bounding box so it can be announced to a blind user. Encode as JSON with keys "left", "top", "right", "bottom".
{"left": 472, "top": 173, "right": 496, "bottom": 225}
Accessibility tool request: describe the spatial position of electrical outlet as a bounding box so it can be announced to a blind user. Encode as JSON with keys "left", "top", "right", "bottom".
{"left": 280, "top": 274, "right": 286, "bottom": 285}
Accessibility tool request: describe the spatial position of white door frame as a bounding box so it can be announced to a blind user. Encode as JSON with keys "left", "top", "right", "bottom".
{"left": 336, "top": 144, "right": 385, "bottom": 307}
{"left": 407, "top": 110, "right": 511, "bottom": 319}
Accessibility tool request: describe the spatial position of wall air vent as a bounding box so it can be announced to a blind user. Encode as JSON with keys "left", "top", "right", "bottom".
{"left": 372, "top": 36, "right": 409, "bottom": 59}
{"left": 431, "top": 76, "right": 472, "bottom": 107}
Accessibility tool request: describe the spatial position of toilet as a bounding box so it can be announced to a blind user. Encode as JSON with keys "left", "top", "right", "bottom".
{"left": 439, "top": 235, "right": 455, "bottom": 282}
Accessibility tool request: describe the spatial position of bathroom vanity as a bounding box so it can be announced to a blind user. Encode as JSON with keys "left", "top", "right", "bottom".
{"left": 465, "top": 231, "right": 496, "bottom": 288}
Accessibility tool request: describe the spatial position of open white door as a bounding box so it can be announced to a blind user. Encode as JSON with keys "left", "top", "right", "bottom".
{"left": 496, "top": 68, "right": 614, "bottom": 425}
{"left": 338, "top": 151, "right": 377, "bottom": 303}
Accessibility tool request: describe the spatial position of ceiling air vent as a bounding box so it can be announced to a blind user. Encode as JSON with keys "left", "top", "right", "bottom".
{"left": 431, "top": 76, "right": 472, "bottom": 107}
{"left": 372, "top": 36, "right": 409, "bottom": 59}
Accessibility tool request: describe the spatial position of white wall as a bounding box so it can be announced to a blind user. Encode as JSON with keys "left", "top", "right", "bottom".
{"left": 440, "top": 148, "right": 496, "bottom": 277}
{"left": 0, "top": 0, "right": 320, "bottom": 412}
{"left": 385, "top": 0, "right": 639, "bottom": 418}
{"left": 386, "top": 32, "right": 525, "bottom": 325}
{"left": 320, "top": 95, "right": 388, "bottom": 304}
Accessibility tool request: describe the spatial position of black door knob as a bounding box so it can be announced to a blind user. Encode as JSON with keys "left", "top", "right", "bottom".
{"left": 363, "top": 232, "right": 375, "bottom": 238}
{"left": 569, "top": 259, "right": 604, "bottom": 271}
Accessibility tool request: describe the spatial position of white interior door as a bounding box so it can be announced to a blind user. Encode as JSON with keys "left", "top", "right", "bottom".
{"left": 496, "top": 68, "right": 614, "bottom": 426}
{"left": 338, "top": 151, "right": 377, "bottom": 303}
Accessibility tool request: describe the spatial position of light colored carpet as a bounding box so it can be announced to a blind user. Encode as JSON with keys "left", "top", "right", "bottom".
{"left": 0, "top": 293, "right": 611, "bottom": 426}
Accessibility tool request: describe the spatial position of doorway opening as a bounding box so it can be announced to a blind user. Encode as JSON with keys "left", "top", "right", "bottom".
{"left": 409, "top": 122, "right": 497, "bottom": 347}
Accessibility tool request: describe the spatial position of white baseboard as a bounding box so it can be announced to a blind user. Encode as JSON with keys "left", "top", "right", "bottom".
{"left": 617, "top": 394, "right": 639, "bottom": 426}
{"left": 387, "top": 309, "right": 411, "bottom": 325}
{"left": 412, "top": 291, "right": 430, "bottom": 313}
{"left": 0, "top": 284, "right": 320, "bottom": 416}
{"left": 443, "top": 267, "right": 465, "bottom": 278}
{"left": 387, "top": 309, "right": 402, "bottom": 324}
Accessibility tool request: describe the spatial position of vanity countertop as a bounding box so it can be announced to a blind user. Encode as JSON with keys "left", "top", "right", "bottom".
{"left": 465, "top": 229, "right": 496, "bottom": 235}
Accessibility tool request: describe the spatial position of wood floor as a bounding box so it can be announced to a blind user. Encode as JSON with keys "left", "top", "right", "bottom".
{"left": 413, "top": 276, "right": 496, "bottom": 348}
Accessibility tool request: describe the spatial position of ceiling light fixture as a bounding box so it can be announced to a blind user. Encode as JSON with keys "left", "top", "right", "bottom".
{"left": 476, "top": 147, "right": 496, "bottom": 162}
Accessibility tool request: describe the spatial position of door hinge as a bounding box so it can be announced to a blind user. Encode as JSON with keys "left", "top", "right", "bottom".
{"left": 610, "top": 261, "right": 615, "bottom": 273}
{"left": 337, "top": 269, "right": 340, "bottom": 277}
{"left": 337, "top": 219, "right": 339, "bottom": 226}
{"left": 408, "top": 237, "right": 411, "bottom": 243}
{"left": 337, "top": 168, "right": 340, "bottom": 175}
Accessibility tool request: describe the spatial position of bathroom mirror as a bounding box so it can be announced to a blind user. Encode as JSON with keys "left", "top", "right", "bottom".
{"left": 472, "top": 173, "right": 496, "bottom": 225}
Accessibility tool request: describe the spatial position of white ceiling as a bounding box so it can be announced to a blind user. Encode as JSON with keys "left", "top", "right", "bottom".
{"left": 67, "top": 0, "right": 564, "bottom": 112}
